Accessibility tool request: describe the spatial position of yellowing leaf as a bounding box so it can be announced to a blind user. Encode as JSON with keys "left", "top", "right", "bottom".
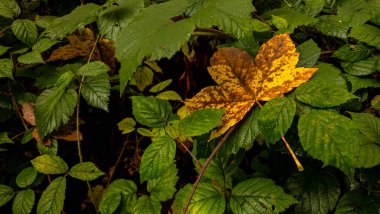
{"left": 185, "top": 34, "right": 318, "bottom": 140}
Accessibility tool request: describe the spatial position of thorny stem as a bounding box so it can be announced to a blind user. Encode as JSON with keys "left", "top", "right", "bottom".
{"left": 256, "top": 101, "right": 304, "bottom": 171}
{"left": 182, "top": 126, "right": 236, "bottom": 214}
{"left": 76, "top": 33, "right": 101, "bottom": 213}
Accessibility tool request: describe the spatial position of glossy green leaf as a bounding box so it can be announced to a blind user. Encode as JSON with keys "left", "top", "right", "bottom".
{"left": 335, "top": 188, "right": 380, "bottom": 214}
{"left": 140, "top": 135, "right": 176, "bottom": 182}
{"left": 312, "top": 15, "right": 350, "bottom": 39}
{"left": 147, "top": 165, "right": 178, "bottom": 202}
{"left": 32, "top": 38, "right": 59, "bottom": 53}
{"left": 18, "top": 51, "right": 44, "bottom": 64}
{"left": 99, "top": 179, "right": 137, "bottom": 214}
{"left": 226, "top": 107, "right": 260, "bottom": 154}
{"left": 12, "top": 189, "right": 35, "bottom": 214}
{"left": 179, "top": 109, "right": 224, "bottom": 137}
{"left": 97, "top": 0, "right": 144, "bottom": 41}
{"left": 285, "top": 169, "right": 340, "bottom": 214}
{"left": 37, "top": 177, "right": 66, "bottom": 214}
{"left": 337, "top": 0, "right": 371, "bottom": 27}
{"left": 258, "top": 97, "right": 296, "bottom": 144}
{"left": 11, "top": 19, "right": 38, "bottom": 46}
{"left": 188, "top": 0, "right": 255, "bottom": 38}
{"left": 265, "top": 9, "right": 317, "bottom": 33}
{"left": 31, "top": 154, "right": 68, "bottom": 174}
{"left": 44, "top": 3, "right": 101, "bottom": 39}
{"left": 82, "top": 74, "right": 110, "bottom": 112}
{"left": 35, "top": 72, "right": 76, "bottom": 138}
{"left": 0, "top": 184, "right": 14, "bottom": 207}
{"left": 77, "top": 61, "right": 110, "bottom": 76}
{"left": 332, "top": 44, "right": 371, "bottom": 62}
{"left": 68, "top": 162, "right": 104, "bottom": 181}
{"left": 129, "top": 66, "right": 154, "bottom": 92}
{"left": 149, "top": 79, "right": 172, "bottom": 93}
{"left": 230, "top": 178, "right": 297, "bottom": 213}
{"left": 342, "top": 57, "right": 378, "bottom": 76}
{"left": 346, "top": 74, "right": 380, "bottom": 93}
{"left": 298, "top": 110, "right": 364, "bottom": 176}
{"left": 0, "top": 58, "right": 13, "bottom": 80}
{"left": 296, "top": 80, "right": 357, "bottom": 108}
{"left": 296, "top": 39, "right": 321, "bottom": 67}
{"left": 117, "top": 117, "right": 136, "bottom": 134}
{"left": 349, "top": 24, "right": 380, "bottom": 49}
{"left": 0, "top": 0, "right": 20, "bottom": 18}
{"left": 16, "top": 167, "right": 38, "bottom": 188}
{"left": 156, "top": 91, "right": 182, "bottom": 101}
{"left": 132, "top": 195, "right": 161, "bottom": 214}
{"left": 312, "top": 63, "right": 347, "bottom": 89}
{"left": 116, "top": 0, "right": 194, "bottom": 93}
{"left": 132, "top": 96, "right": 172, "bottom": 128}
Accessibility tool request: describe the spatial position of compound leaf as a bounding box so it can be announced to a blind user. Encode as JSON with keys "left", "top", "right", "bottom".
{"left": 185, "top": 34, "right": 318, "bottom": 140}
{"left": 12, "top": 189, "right": 35, "bottom": 214}
{"left": 37, "top": 177, "right": 66, "bottom": 214}
{"left": 140, "top": 135, "right": 176, "bottom": 182}
{"left": 68, "top": 162, "right": 104, "bottom": 181}
{"left": 230, "top": 178, "right": 297, "bottom": 213}
{"left": 31, "top": 154, "right": 68, "bottom": 174}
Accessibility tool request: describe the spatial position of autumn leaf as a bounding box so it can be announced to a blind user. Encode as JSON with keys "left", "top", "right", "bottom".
{"left": 185, "top": 34, "right": 318, "bottom": 140}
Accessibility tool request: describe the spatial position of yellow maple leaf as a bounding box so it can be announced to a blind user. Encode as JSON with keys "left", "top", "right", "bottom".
{"left": 185, "top": 34, "right": 318, "bottom": 140}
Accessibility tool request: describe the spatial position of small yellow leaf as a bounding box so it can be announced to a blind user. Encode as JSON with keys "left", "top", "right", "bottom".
{"left": 185, "top": 34, "right": 318, "bottom": 140}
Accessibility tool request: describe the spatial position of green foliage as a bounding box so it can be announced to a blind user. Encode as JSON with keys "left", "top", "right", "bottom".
{"left": 16, "top": 167, "right": 38, "bottom": 188}
{"left": 178, "top": 109, "right": 224, "bottom": 137}
{"left": 31, "top": 154, "right": 68, "bottom": 174}
{"left": 132, "top": 96, "right": 172, "bottom": 128}
{"left": 68, "top": 162, "right": 104, "bottom": 181}
{"left": 335, "top": 188, "right": 380, "bottom": 214}
{"left": 0, "top": 58, "right": 13, "bottom": 80}
{"left": 0, "top": 185, "right": 14, "bottom": 207}
{"left": 332, "top": 44, "right": 372, "bottom": 62}
{"left": 147, "top": 165, "right": 178, "bottom": 201}
{"left": 132, "top": 195, "right": 161, "bottom": 214}
{"left": 37, "top": 177, "right": 66, "bottom": 214}
{"left": 11, "top": 19, "right": 38, "bottom": 47}
{"left": 81, "top": 74, "right": 111, "bottom": 112}
{"left": 0, "top": 0, "right": 20, "bottom": 19}
{"left": 12, "top": 189, "right": 35, "bottom": 214}
{"left": 296, "top": 39, "right": 321, "bottom": 67}
{"left": 349, "top": 24, "right": 380, "bottom": 49}
{"left": 99, "top": 179, "right": 137, "bottom": 214}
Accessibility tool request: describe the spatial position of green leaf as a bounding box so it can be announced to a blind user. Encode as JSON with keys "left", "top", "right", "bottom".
{"left": 188, "top": 0, "right": 255, "bottom": 38}
{"left": 271, "top": 15, "right": 288, "bottom": 29}
{"left": 336, "top": 0, "right": 371, "bottom": 27}
{"left": 286, "top": 0, "right": 325, "bottom": 17}
{"left": 31, "top": 154, "right": 68, "bottom": 174}
{"left": 335, "top": 188, "right": 380, "bottom": 214}
{"left": 0, "top": 132, "right": 13, "bottom": 144}
{"left": 37, "top": 177, "right": 66, "bottom": 214}
{"left": 174, "top": 183, "right": 225, "bottom": 214}
{"left": 296, "top": 39, "right": 321, "bottom": 67}
{"left": 0, "top": 0, "right": 20, "bottom": 18}
{"left": 82, "top": 74, "right": 111, "bottom": 112}
{"left": 349, "top": 24, "right": 380, "bottom": 49}
{"left": 12, "top": 189, "right": 35, "bottom": 214}
{"left": 332, "top": 44, "right": 372, "bottom": 62}
{"left": 296, "top": 80, "right": 357, "bottom": 108}
{"left": 346, "top": 74, "right": 380, "bottom": 93}
{"left": 230, "top": 178, "right": 297, "bottom": 213}
{"left": 312, "top": 63, "right": 347, "bottom": 89}
{"left": 68, "top": 162, "right": 104, "bottom": 181}
{"left": 147, "top": 165, "right": 178, "bottom": 202}
{"left": 368, "top": 0, "right": 380, "bottom": 25}
{"left": 258, "top": 97, "right": 296, "bottom": 144}
{"left": 312, "top": 15, "right": 350, "bottom": 39}
{"left": 117, "top": 117, "right": 136, "bottom": 134}
{"left": 0, "top": 58, "right": 13, "bottom": 80}
{"left": 298, "top": 110, "right": 363, "bottom": 176}
{"left": 251, "top": 19, "right": 271, "bottom": 32}
{"left": 285, "top": 169, "right": 340, "bottom": 214}
{"left": 132, "top": 96, "right": 172, "bottom": 128}
{"left": 77, "top": 61, "right": 110, "bottom": 76}
{"left": 11, "top": 19, "right": 38, "bottom": 46}
{"left": 350, "top": 112, "right": 380, "bottom": 142}
{"left": 97, "top": 0, "right": 144, "bottom": 41}
{"left": 132, "top": 195, "right": 161, "bottom": 214}
{"left": 140, "top": 135, "right": 176, "bottom": 182}
{"left": 372, "top": 95, "right": 380, "bottom": 111}
{"left": 115, "top": 0, "right": 194, "bottom": 93}
{"left": 44, "top": 3, "right": 101, "bottom": 39}
{"left": 0, "top": 184, "right": 14, "bottom": 207}
{"left": 342, "top": 57, "right": 378, "bottom": 76}
{"left": 149, "top": 79, "right": 172, "bottom": 93}
{"left": 32, "top": 38, "right": 59, "bottom": 53}
{"left": 18, "top": 50, "right": 44, "bottom": 64}
{"left": 0, "top": 46, "right": 11, "bottom": 56}
{"left": 35, "top": 72, "right": 77, "bottom": 138}
{"left": 202, "top": 156, "right": 239, "bottom": 189}
{"left": 178, "top": 109, "right": 224, "bottom": 137}
{"left": 36, "top": 139, "right": 58, "bottom": 156}
{"left": 226, "top": 108, "right": 260, "bottom": 154}
{"left": 265, "top": 9, "right": 317, "bottom": 33}
{"left": 35, "top": 16, "right": 56, "bottom": 29}
{"left": 16, "top": 167, "right": 38, "bottom": 188}
{"left": 130, "top": 66, "right": 154, "bottom": 92}
{"left": 156, "top": 91, "right": 182, "bottom": 101}
{"left": 99, "top": 179, "right": 137, "bottom": 214}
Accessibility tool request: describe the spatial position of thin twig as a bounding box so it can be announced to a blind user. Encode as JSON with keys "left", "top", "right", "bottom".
{"left": 182, "top": 126, "right": 236, "bottom": 214}
{"left": 178, "top": 140, "right": 201, "bottom": 168}
{"left": 105, "top": 137, "right": 129, "bottom": 189}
